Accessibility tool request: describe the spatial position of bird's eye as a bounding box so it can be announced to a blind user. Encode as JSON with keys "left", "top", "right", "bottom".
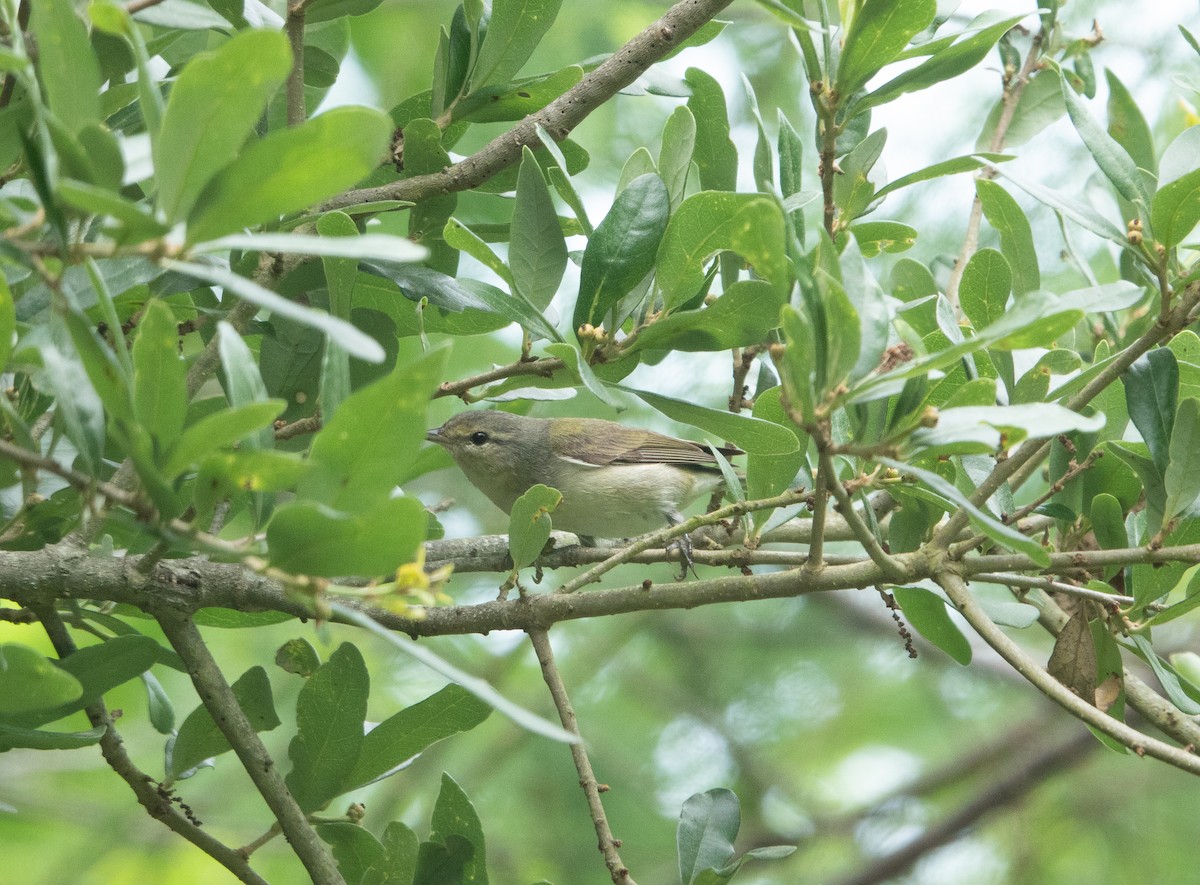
{"left": 470, "top": 431, "right": 489, "bottom": 445}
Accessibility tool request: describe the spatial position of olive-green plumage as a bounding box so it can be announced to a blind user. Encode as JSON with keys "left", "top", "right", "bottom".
{"left": 426, "top": 411, "right": 741, "bottom": 539}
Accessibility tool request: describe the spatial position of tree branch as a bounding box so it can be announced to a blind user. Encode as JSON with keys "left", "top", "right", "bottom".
{"left": 934, "top": 570, "right": 1200, "bottom": 775}
{"left": 528, "top": 629, "right": 635, "bottom": 885}
{"left": 34, "top": 605, "right": 270, "bottom": 885}
{"left": 285, "top": 2, "right": 307, "bottom": 127}
{"left": 153, "top": 609, "right": 345, "bottom": 885}
{"left": 323, "top": 0, "right": 736, "bottom": 211}
{"left": 831, "top": 729, "right": 1096, "bottom": 885}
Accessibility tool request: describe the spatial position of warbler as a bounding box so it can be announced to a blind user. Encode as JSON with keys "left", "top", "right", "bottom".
{"left": 425, "top": 411, "right": 742, "bottom": 541}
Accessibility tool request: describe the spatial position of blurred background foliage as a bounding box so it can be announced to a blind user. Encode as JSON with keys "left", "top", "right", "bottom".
{"left": 4, "top": 0, "right": 1200, "bottom": 883}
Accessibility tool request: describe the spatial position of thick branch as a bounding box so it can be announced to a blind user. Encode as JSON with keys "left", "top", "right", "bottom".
{"left": 154, "top": 609, "right": 345, "bottom": 885}
{"left": 528, "top": 629, "right": 635, "bottom": 885}
{"left": 324, "top": 0, "right": 736, "bottom": 210}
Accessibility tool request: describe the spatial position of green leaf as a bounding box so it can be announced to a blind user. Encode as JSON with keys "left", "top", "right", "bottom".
{"left": 1166, "top": 398, "right": 1200, "bottom": 520}
{"left": 4, "top": 635, "right": 159, "bottom": 731}
{"left": 836, "top": 0, "right": 936, "bottom": 96}
{"left": 849, "top": 221, "right": 917, "bottom": 256}
{"left": 166, "top": 260, "right": 385, "bottom": 364}
{"left": 318, "top": 822, "right": 385, "bottom": 885}
{"left": 574, "top": 173, "right": 669, "bottom": 332}
{"left": 169, "top": 666, "right": 280, "bottom": 779}
{"left": 543, "top": 342, "right": 622, "bottom": 408}
{"left": 678, "top": 788, "right": 739, "bottom": 885}
{"left": 306, "top": 0, "right": 385, "bottom": 24}
{"left": 621, "top": 387, "right": 799, "bottom": 456}
{"left": 330, "top": 604, "right": 578, "bottom": 745}
{"left": 1060, "top": 72, "right": 1151, "bottom": 210}
{"left": 1142, "top": 566, "right": 1200, "bottom": 628}
{"left": 454, "top": 65, "right": 582, "bottom": 124}
{"left": 287, "top": 643, "right": 369, "bottom": 812}
{"left": 1151, "top": 167, "right": 1200, "bottom": 250}
{"left": 685, "top": 69, "right": 737, "bottom": 193}
{"left": 275, "top": 638, "right": 322, "bottom": 678}
{"left": 268, "top": 497, "right": 428, "bottom": 577}
{"left": 1122, "top": 348, "right": 1178, "bottom": 474}
{"left": 977, "top": 70, "right": 1065, "bottom": 150}
{"left": 858, "top": 13, "right": 1023, "bottom": 113}
{"left": 1090, "top": 493, "right": 1129, "bottom": 548}
{"left": 0, "top": 275, "right": 15, "bottom": 373}
{"left": 300, "top": 346, "right": 449, "bottom": 510}
{"left": 31, "top": 0, "right": 101, "bottom": 136}
{"left": 154, "top": 29, "right": 291, "bottom": 222}
{"left": 508, "top": 484, "right": 562, "bottom": 570}
{"left": 833, "top": 128, "right": 886, "bottom": 222}
{"left": 657, "top": 192, "right": 787, "bottom": 310}
{"left": 431, "top": 774, "right": 488, "bottom": 884}
{"left": 778, "top": 305, "right": 816, "bottom": 421}
{"left": 976, "top": 179, "right": 1040, "bottom": 297}
{"left": 627, "top": 280, "right": 779, "bottom": 354}
{"left": 0, "top": 644, "right": 83, "bottom": 715}
{"left": 1105, "top": 70, "right": 1156, "bottom": 176}
{"left": 186, "top": 106, "right": 392, "bottom": 243}
{"left": 659, "top": 106, "right": 696, "bottom": 211}
{"left": 878, "top": 457, "right": 1050, "bottom": 565}
{"left": 164, "top": 400, "right": 287, "bottom": 478}
{"left": 39, "top": 345, "right": 106, "bottom": 474}
{"left": 449, "top": 270, "right": 561, "bottom": 343}
{"left": 132, "top": 299, "right": 187, "bottom": 459}
{"left": 909, "top": 404, "right": 1104, "bottom": 458}
{"left": 0, "top": 722, "right": 106, "bottom": 750}
{"left": 362, "top": 822, "right": 420, "bottom": 885}
{"left": 59, "top": 179, "right": 171, "bottom": 243}
{"left": 891, "top": 586, "right": 972, "bottom": 665}
{"left": 990, "top": 164, "right": 1129, "bottom": 248}
{"left": 746, "top": 387, "right": 808, "bottom": 533}
{"left": 1132, "top": 635, "right": 1200, "bottom": 715}
{"left": 509, "top": 147, "right": 567, "bottom": 310}
{"left": 958, "top": 248, "right": 1012, "bottom": 331}
{"left": 346, "top": 685, "right": 492, "bottom": 793}
{"left": 442, "top": 217, "right": 514, "bottom": 286}
{"left": 471, "top": 0, "right": 563, "bottom": 88}
{"left": 875, "top": 153, "right": 1011, "bottom": 201}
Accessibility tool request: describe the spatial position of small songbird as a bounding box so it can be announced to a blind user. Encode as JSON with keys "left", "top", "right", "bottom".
{"left": 425, "top": 411, "right": 742, "bottom": 541}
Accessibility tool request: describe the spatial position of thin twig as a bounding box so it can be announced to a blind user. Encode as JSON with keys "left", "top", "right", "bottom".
{"left": 972, "top": 571, "right": 1134, "bottom": 606}
{"left": 528, "top": 629, "right": 636, "bottom": 885}
{"left": 945, "top": 26, "right": 1045, "bottom": 308}
{"left": 434, "top": 357, "right": 564, "bottom": 399}
{"left": 34, "top": 605, "right": 270, "bottom": 885}
{"left": 154, "top": 609, "right": 346, "bottom": 885}
{"left": 555, "top": 488, "right": 809, "bottom": 594}
{"left": 934, "top": 570, "right": 1200, "bottom": 775}
{"left": 821, "top": 451, "right": 906, "bottom": 582}
{"left": 285, "top": 3, "right": 307, "bottom": 127}
{"left": 806, "top": 454, "right": 831, "bottom": 570}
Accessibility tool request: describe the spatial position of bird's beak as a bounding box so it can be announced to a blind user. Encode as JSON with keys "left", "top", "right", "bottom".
{"left": 425, "top": 426, "right": 443, "bottom": 445}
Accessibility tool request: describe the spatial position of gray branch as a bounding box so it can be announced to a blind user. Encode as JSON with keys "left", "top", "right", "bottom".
{"left": 323, "top": 0, "right": 736, "bottom": 211}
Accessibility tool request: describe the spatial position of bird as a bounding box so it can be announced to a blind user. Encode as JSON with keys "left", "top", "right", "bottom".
{"left": 425, "top": 410, "right": 742, "bottom": 543}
